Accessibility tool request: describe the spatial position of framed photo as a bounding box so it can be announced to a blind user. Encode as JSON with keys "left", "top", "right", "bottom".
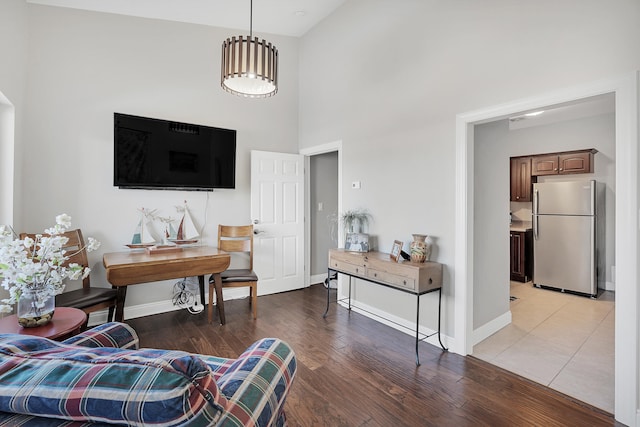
{"left": 345, "top": 233, "right": 369, "bottom": 252}
{"left": 390, "top": 240, "right": 403, "bottom": 262}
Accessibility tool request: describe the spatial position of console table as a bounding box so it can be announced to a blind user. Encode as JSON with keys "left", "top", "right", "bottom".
{"left": 103, "top": 246, "right": 230, "bottom": 324}
{"left": 324, "top": 249, "right": 446, "bottom": 365}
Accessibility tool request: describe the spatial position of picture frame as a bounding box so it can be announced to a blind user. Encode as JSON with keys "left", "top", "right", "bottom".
{"left": 390, "top": 240, "right": 403, "bottom": 262}
{"left": 345, "top": 233, "right": 370, "bottom": 253}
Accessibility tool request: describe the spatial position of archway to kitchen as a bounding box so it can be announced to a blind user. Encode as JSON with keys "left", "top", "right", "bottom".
{"left": 473, "top": 93, "right": 615, "bottom": 412}
{"left": 454, "top": 73, "right": 638, "bottom": 426}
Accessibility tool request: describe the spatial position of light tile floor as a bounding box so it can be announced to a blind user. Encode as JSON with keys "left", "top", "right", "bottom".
{"left": 472, "top": 281, "right": 615, "bottom": 413}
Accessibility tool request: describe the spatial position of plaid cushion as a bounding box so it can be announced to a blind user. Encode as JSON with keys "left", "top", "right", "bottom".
{"left": 61, "top": 322, "right": 139, "bottom": 350}
{"left": 0, "top": 334, "right": 227, "bottom": 426}
{"left": 214, "top": 338, "right": 297, "bottom": 427}
{"left": 0, "top": 326, "right": 297, "bottom": 427}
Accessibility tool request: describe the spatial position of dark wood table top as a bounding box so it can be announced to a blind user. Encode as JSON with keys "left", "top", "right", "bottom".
{"left": 0, "top": 307, "right": 86, "bottom": 340}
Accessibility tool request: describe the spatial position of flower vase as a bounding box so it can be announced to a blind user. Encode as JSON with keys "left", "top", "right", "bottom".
{"left": 410, "top": 234, "right": 431, "bottom": 263}
{"left": 17, "top": 290, "right": 55, "bottom": 328}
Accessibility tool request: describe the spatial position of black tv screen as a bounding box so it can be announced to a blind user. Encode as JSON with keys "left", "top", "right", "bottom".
{"left": 114, "top": 113, "right": 236, "bottom": 190}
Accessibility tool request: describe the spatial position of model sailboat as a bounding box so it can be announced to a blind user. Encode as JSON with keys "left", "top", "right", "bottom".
{"left": 129, "top": 208, "right": 156, "bottom": 247}
{"left": 171, "top": 201, "right": 199, "bottom": 244}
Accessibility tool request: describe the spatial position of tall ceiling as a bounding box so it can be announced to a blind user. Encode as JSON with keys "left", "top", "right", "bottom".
{"left": 26, "top": 0, "right": 349, "bottom": 37}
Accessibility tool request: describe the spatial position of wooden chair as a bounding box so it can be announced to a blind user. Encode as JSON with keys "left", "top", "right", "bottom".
{"left": 20, "top": 229, "right": 117, "bottom": 324}
{"left": 211, "top": 224, "right": 258, "bottom": 319}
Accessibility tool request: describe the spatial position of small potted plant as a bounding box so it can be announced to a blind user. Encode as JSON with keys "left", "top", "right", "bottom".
{"left": 340, "top": 209, "right": 372, "bottom": 234}
{"left": 329, "top": 209, "right": 372, "bottom": 252}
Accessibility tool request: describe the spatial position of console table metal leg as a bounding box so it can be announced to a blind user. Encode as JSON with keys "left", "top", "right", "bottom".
{"left": 323, "top": 268, "right": 332, "bottom": 318}
{"left": 415, "top": 294, "right": 421, "bottom": 366}
{"left": 348, "top": 276, "right": 352, "bottom": 311}
{"left": 437, "top": 288, "right": 448, "bottom": 351}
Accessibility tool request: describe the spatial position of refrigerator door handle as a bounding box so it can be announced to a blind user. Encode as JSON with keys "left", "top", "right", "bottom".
{"left": 533, "top": 188, "right": 539, "bottom": 240}
{"left": 591, "top": 180, "right": 596, "bottom": 215}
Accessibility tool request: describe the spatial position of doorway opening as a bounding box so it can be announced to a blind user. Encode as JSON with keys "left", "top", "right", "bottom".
{"left": 300, "top": 141, "right": 342, "bottom": 288}
{"left": 454, "top": 74, "right": 638, "bottom": 425}
{"left": 470, "top": 95, "right": 616, "bottom": 411}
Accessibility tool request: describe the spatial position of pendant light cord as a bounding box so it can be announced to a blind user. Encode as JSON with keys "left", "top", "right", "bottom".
{"left": 249, "top": 0, "right": 253, "bottom": 38}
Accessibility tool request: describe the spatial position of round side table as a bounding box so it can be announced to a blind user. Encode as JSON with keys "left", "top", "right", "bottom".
{"left": 0, "top": 307, "right": 87, "bottom": 341}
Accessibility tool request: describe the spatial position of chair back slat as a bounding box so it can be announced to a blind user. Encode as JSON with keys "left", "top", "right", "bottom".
{"left": 219, "top": 225, "right": 253, "bottom": 238}
{"left": 219, "top": 239, "right": 252, "bottom": 253}
{"left": 20, "top": 229, "right": 90, "bottom": 289}
{"left": 218, "top": 224, "right": 254, "bottom": 270}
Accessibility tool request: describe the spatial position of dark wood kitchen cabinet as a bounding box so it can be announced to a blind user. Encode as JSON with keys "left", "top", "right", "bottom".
{"left": 510, "top": 229, "right": 532, "bottom": 282}
{"left": 531, "top": 149, "right": 596, "bottom": 176}
{"left": 510, "top": 157, "right": 532, "bottom": 202}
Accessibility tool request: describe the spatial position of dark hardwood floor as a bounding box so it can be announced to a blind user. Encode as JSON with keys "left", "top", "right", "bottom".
{"left": 126, "top": 284, "right": 621, "bottom": 427}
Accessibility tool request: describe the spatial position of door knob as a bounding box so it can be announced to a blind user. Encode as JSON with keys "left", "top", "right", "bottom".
{"left": 253, "top": 219, "right": 259, "bottom": 224}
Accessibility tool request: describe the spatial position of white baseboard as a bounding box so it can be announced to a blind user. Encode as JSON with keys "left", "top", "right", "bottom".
{"left": 471, "top": 311, "right": 512, "bottom": 346}
{"left": 87, "top": 288, "right": 249, "bottom": 327}
{"left": 310, "top": 273, "right": 327, "bottom": 286}
{"left": 336, "top": 299, "right": 453, "bottom": 351}
{"left": 604, "top": 281, "right": 615, "bottom": 291}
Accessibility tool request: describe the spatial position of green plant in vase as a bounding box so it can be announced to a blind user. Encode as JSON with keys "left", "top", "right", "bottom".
{"left": 328, "top": 208, "right": 373, "bottom": 250}
{"left": 340, "top": 209, "right": 372, "bottom": 234}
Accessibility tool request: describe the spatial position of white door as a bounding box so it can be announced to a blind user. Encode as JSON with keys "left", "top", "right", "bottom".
{"left": 251, "top": 150, "right": 305, "bottom": 295}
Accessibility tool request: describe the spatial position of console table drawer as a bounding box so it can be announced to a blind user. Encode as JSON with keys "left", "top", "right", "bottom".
{"left": 328, "top": 249, "right": 442, "bottom": 294}
{"left": 331, "top": 259, "right": 364, "bottom": 276}
{"left": 367, "top": 269, "right": 415, "bottom": 291}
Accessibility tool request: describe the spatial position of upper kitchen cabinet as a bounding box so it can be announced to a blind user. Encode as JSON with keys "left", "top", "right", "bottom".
{"left": 531, "top": 149, "right": 597, "bottom": 176}
{"left": 510, "top": 156, "right": 532, "bottom": 202}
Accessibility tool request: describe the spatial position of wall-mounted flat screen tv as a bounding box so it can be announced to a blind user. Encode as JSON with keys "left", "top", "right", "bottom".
{"left": 114, "top": 113, "right": 236, "bottom": 190}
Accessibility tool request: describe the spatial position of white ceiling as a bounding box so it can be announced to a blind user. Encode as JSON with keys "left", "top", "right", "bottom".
{"left": 508, "top": 93, "right": 615, "bottom": 130}
{"left": 26, "top": 0, "right": 349, "bottom": 37}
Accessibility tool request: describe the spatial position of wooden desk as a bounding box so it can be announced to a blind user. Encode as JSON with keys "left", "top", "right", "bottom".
{"left": 0, "top": 307, "right": 86, "bottom": 341}
{"left": 103, "top": 246, "right": 230, "bottom": 324}
{"left": 325, "top": 249, "right": 446, "bottom": 365}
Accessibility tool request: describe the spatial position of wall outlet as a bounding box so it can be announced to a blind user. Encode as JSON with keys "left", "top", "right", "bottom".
{"left": 352, "top": 181, "right": 361, "bottom": 189}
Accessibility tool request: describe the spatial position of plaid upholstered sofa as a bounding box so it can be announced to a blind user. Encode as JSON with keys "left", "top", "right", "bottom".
{"left": 0, "top": 322, "right": 297, "bottom": 426}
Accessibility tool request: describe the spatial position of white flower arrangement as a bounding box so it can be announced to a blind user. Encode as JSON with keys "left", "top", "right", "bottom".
{"left": 0, "top": 214, "right": 101, "bottom": 314}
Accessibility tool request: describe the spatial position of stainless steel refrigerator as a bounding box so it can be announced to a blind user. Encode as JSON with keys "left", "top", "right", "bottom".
{"left": 532, "top": 180, "right": 604, "bottom": 297}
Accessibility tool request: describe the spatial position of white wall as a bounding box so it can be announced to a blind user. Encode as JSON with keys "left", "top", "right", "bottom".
{"left": 0, "top": 0, "right": 28, "bottom": 229}
{"left": 20, "top": 5, "right": 299, "bottom": 310}
{"left": 473, "top": 111, "right": 616, "bottom": 328}
{"left": 0, "top": 0, "right": 29, "bottom": 313}
{"left": 472, "top": 120, "right": 511, "bottom": 329}
{"left": 299, "top": 0, "right": 640, "bottom": 341}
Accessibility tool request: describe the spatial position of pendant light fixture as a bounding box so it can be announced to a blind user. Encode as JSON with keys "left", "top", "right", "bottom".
{"left": 221, "top": 0, "right": 278, "bottom": 98}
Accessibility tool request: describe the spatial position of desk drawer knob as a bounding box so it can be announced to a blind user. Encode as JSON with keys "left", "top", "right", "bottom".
{"left": 403, "top": 280, "right": 407, "bottom": 285}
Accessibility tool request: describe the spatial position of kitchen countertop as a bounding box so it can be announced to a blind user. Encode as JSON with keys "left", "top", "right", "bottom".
{"left": 510, "top": 220, "right": 532, "bottom": 232}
